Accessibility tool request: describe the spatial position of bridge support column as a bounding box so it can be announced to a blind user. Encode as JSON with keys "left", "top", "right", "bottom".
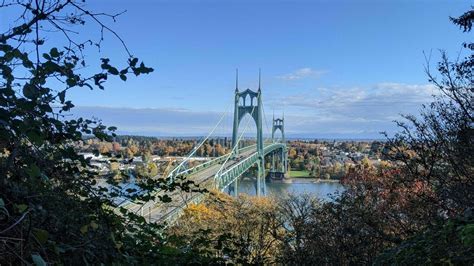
{"left": 257, "top": 157, "right": 265, "bottom": 196}
{"left": 272, "top": 153, "right": 276, "bottom": 172}
{"left": 233, "top": 177, "right": 239, "bottom": 197}
{"left": 230, "top": 70, "right": 266, "bottom": 196}
{"left": 272, "top": 115, "right": 288, "bottom": 175}
{"left": 281, "top": 148, "right": 286, "bottom": 173}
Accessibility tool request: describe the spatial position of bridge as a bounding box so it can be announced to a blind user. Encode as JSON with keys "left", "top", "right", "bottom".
{"left": 123, "top": 71, "right": 288, "bottom": 224}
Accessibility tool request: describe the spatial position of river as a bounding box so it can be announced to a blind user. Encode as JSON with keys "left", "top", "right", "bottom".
{"left": 236, "top": 178, "right": 344, "bottom": 201}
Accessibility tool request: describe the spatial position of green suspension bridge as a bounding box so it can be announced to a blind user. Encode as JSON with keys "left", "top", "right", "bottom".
{"left": 123, "top": 71, "right": 288, "bottom": 224}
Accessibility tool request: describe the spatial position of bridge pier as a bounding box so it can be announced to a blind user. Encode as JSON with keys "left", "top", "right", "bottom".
{"left": 232, "top": 177, "right": 239, "bottom": 197}
{"left": 257, "top": 157, "right": 265, "bottom": 196}
{"left": 272, "top": 152, "right": 276, "bottom": 172}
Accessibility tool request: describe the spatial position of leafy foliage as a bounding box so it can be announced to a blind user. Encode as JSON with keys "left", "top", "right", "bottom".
{"left": 0, "top": 0, "right": 197, "bottom": 264}
{"left": 375, "top": 210, "right": 474, "bottom": 265}
{"left": 169, "top": 191, "right": 286, "bottom": 264}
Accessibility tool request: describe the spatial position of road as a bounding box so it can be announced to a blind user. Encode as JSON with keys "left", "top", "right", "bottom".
{"left": 126, "top": 147, "right": 258, "bottom": 223}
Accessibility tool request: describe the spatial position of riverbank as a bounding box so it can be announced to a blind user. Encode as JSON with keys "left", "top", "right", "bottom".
{"left": 273, "top": 177, "right": 340, "bottom": 184}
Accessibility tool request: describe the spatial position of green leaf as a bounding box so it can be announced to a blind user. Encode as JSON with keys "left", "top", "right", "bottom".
{"left": 461, "top": 224, "right": 474, "bottom": 246}
{"left": 50, "top": 47, "right": 60, "bottom": 58}
{"left": 119, "top": 74, "right": 127, "bottom": 81}
{"left": 80, "top": 225, "right": 88, "bottom": 234}
{"left": 108, "top": 67, "right": 119, "bottom": 75}
{"left": 42, "top": 53, "right": 51, "bottom": 60}
{"left": 23, "top": 84, "right": 37, "bottom": 99}
{"left": 22, "top": 58, "right": 34, "bottom": 68}
{"left": 66, "top": 78, "right": 77, "bottom": 87}
{"left": 33, "top": 228, "right": 49, "bottom": 244}
{"left": 15, "top": 204, "right": 28, "bottom": 213}
{"left": 58, "top": 90, "right": 66, "bottom": 103}
{"left": 90, "top": 221, "right": 99, "bottom": 230}
{"left": 27, "top": 131, "right": 43, "bottom": 145}
{"left": 129, "top": 57, "right": 138, "bottom": 67}
{"left": 31, "top": 254, "right": 47, "bottom": 266}
{"left": 26, "top": 164, "right": 41, "bottom": 178}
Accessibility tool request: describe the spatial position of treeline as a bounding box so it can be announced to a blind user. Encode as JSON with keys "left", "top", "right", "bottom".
{"left": 77, "top": 136, "right": 250, "bottom": 158}
{"left": 286, "top": 140, "right": 387, "bottom": 179}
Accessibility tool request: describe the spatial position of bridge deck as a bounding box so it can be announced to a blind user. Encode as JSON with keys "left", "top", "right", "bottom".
{"left": 126, "top": 147, "right": 258, "bottom": 223}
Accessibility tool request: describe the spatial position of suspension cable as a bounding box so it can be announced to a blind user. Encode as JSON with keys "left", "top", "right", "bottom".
{"left": 261, "top": 97, "right": 273, "bottom": 143}
{"left": 215, "top": 105, "right": 256, "bottom": 179}
{"left": 167, "top": 100, "right": 233, "bottom": 180}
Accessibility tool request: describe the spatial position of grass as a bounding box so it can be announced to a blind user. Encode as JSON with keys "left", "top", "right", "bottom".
{"left": 289, "top": 170, "right": 311, "bottom": 178}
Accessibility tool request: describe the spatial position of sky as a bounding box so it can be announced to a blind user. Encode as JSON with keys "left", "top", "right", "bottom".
{"left": 3, "top": 0, "right": 472, "bottom": 138}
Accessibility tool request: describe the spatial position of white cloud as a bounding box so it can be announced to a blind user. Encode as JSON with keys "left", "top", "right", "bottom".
{"left": 273, "top": 82, "right": 438, "bottom": 138}
{"left": 277, "top": 68, "right": 327, "bottom": 81}
{"left": 281, "top": 83, "right": 436, "bottom": 118}
{"left": 70, "top": 82, "right": 438, "bottom": 139}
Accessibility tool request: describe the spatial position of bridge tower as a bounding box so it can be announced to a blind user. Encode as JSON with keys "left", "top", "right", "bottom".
{"left": 271, "top": 115, "right": 288, "bottom": 174}
{"left": 231, "top": 70, "right": 265, "bottom": 196}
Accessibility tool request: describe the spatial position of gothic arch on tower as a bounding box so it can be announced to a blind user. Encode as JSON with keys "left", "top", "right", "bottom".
{"left": 231, "top": 70, "right": 265, "bottom": 196}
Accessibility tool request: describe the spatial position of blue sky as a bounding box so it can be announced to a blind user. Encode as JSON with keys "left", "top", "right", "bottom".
{"left": 4, "top": 0, "right": 471, "bottom": 138}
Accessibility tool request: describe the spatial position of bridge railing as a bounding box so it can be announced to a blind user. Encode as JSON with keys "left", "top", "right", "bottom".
{"left": 119, "top": 145, "right": 259, "bottom": 210}
{"left": 215, "top": 143, "right": 286, "bottom": 190}
{"left": 168, "top": 144, "right": 257, "bottom": 178}
{"left": 127, "top": 143, "right": 286, "bottom": 224}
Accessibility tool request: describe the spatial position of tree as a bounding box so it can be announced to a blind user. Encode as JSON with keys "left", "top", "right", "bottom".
{"left": 376, "top": 210, "right": 474, "bottom": 265}
{"left": 215, "top": 143, "right": 225, "bottom": 156}
{"left": 360, "top": 156, "right": 372, "bottom": 169}
{"left": 0, "top": 1, "right": 198, "bottom": 264}
{"left": 276, "top": 194, "right": 320, "bottom": 264}
{"left": 288, "top": 148, "right": 297, "bottom": 159}
{"left": 112, "top": 142, "right": 121, "bottom": 153}
{"left": 170, "top": 191, "right": 285, "bottom": 264}
{"left": 374, "top": 8, "right": 473, "bottom": 262}
{"left": 277, "top": 8, "right": 474, "bottom": 265}
{"left": 135, "top": 162, "right": 159, "bottom": 179}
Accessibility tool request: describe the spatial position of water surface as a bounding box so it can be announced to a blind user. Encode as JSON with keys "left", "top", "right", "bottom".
{"left": 236, "top": 178, "right": 343, "bottom": 201}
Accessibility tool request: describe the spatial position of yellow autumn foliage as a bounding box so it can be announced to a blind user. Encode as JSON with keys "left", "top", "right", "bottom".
{"left": 170, "top": 190, "right": 284, "bottom": 264}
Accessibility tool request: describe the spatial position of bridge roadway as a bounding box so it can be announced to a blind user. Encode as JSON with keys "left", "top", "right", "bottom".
{"left": 126, "top": 146, "right": 259, "bottom": 223}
